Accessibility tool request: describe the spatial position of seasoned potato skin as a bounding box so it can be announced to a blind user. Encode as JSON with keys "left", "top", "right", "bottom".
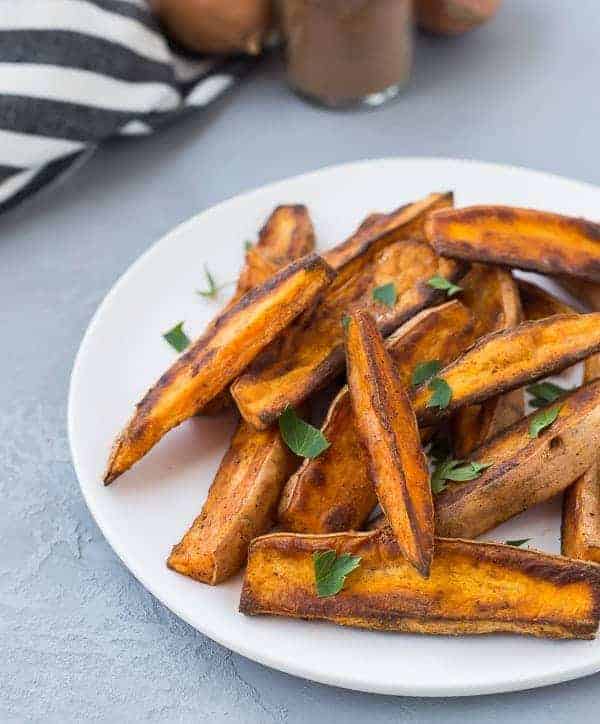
{"left": 167, "top": 421, "right": 297, "bottom": 584}
{"left": 104, "top": 254, "right": 335, "bottom": 484}
{"left": 344, "top": 311, "right": 434, "bottom": 576}
{"left": 232, "top": 235, "right": 465, "bottom": 430}
{"left": 202, "top": 204, "right": 316, "bottom": 415}
{"left": 417, "top": 0, "right": 502, "bottom": 36}
{"left": 278, "top": 301, "right": 476, "bottom": 534}
{"left": 436, "top": 380, "right": 600, "bottom": 539}
{"left": 561, "top": 353, "right": 600, "bottom": 562}
{"left": 427, "top": 206, "right": 600, "bottom": 283}
{"left": 452, "top": 264, "right": 524, "bottom": 457}
{"left": 413, "top": 314, "right": 600, "bottom": 425}
{"left": 323, "top": 191, "right": 453, "bottom": 270}
{"left": 240, "top": 529, "right": 600, "bottom": 640}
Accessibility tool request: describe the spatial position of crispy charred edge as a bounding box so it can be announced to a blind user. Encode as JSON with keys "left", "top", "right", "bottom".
{"left": 349, "top": 311, "right": 433, "bottom": 576}
{"left": 256, "top": 204, "right": 315, "bottom": 263}
{"left": 426, "top": 206, "right": 600, "bottom": 281}
{"left": 324, "top": 191, "right": 454, "bottom": 270}
{"left": 238, "top": 243, "right": 467, "bottom": 430}
{"left": 240, "top": 530, "right": 600, "bottom": 633}
{"left": 103, "top": 254, "right": 334, "bottom": 485}
{"left": 437, "top": 379, "right": 600, "bottom": 509}
{"left": 414, "top": 314, "right": 600, "bottom": 425}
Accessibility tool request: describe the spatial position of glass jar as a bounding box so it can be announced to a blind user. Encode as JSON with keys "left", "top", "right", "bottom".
{"left": 280, "top": 0, "right": 414, "bottom": 108}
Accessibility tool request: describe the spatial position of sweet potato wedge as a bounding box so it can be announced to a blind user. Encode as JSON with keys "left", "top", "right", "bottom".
{"left": 436, "top": 379, "right": 600, "bottom": 538}
{"left": 426, "top": 206, "right": 600, "bottom": 283}
{"left": 417, "top": 0, "right": 502, "bottom": 36}
{"left": 167, "top": 422, "right": 297, "bottom": 584}
{"left": 344, "top": 311, "right": 434, "bottom": 576}
{"left": 452, "top": 264, "right": 524, "bottom": 457}
{"left": 323, "top": 191, "right": 453, "bottom": 270}
{"left": 104, "top": 254, "right": 335, "bottom": 484}
{"left": 278, "top": 301, "right": 476, "bottom": 534}
{"left": 413, "top": 313, "right": 600, "bottom": 426}
{"left": 518, "top": 279, "right": 576, "bottom": 319}
{"left": 232, "top": 235, "right": 465, "bottom": 430}
{"left": 556, "top": 277, "right": 600, "bottom": 312}
{"left": 561, "top": 352, "right": 600, "bottom": 562}
{"left": 202, "top": 204, "right": 316, "bottom": 414}
{"left": 240, "top": 529, "right": 600, "bottom": 640}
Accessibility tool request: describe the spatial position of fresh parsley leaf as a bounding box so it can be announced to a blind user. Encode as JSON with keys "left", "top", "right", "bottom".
{"left": 279, "top": 406, "right": 330, "bottom": 458}
{"left": 313, "top": 550, "right": 361, "bottom": 597}
{"left": 244, "top": 240, "right": 253, "bottom": 251}
{"left": 197, "top": 264, "right": 232, "bottom": 299}
{"left": 163, "top": 322, "right": 190, "bottom": 353}
{"left": 505, "top": 538, "right": 531, "bottom": 547}
{"left": 427, "top": 275, "right": 462, "bottom": 297}
{"left": 527, "top": 381, "right": 570, "bottom": 408}
{"left": 426, "top": 377, "right": 452, "bottom": 410}
{"left": 372, "top": 282, "right": 397, "bottom": 308}
{"left": 430, "top": 458, "right": 491, "bottom": 494}
{"left": 412, "top": 360, "right": 442, "bottom": 387}
{"left": 342, "top": 314, "right": 351, "bottom": 330}
{"left": 529, "top": 404, "right": 562, "bottom": 438}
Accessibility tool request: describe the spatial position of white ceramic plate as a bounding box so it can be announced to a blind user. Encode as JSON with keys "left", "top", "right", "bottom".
{"left": 69, "top": 158, "right": 600, "bottom": 697}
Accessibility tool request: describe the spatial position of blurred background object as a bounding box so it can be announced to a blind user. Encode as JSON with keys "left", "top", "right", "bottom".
{"left": 417, "top": 0, "right": 502, "bottom": 36}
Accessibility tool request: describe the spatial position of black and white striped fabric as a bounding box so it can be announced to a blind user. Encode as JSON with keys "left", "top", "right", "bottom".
{"left": 0, "top": 0, "right": 257, "bottom": 214}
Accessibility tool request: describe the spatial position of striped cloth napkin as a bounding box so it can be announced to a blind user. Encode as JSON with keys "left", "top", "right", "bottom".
{"left": 0, "top": 0, "right": 257, "bottom": 214}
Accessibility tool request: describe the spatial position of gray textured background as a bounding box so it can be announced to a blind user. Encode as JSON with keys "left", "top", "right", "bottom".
{"left": 3, "top": 1, "right": 600, "bottom": 721}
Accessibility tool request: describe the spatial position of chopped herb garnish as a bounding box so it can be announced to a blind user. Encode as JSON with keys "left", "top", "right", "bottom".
{"left": 430, "top": 458, "right": 492, "bottom": 494}
{"left": 372, "top": 282, "right": 397, "bottom": 308}
{"left": 313, "top": 550, "right": 361, "bottom": 598}
{"left": 279, "top": 406, "right": 330, "bottom": 459}
{"left": 427, "top": 275, "right": 462, "bottom": 297}
{"left": 527, "top": 381, "right": 570, "bottom": 408}
{"left": 244, "top": 240, "right": 253, "bottom": 251}
{"left": 342, "top": 314, "right": 351, "bottom": 330}
{"left": 426, "top": 377, "right": 452, "bottom": 410}
{"left": 529, "top": 405, "right": 562, "bottom": 438}
{"left": 163, "top": 322, "right": 190, "bottom": 353}
{"left": 197, "top": 264, "right": 232, "bottom": 299}
{"left": 412, "top": 360, "right": 442, "bottom": 387}
{"left": 505, "top": 538, "right": 531, "bottom": 547}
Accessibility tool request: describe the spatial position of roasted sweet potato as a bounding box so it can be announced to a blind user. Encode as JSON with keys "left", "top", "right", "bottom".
{"left": 104, "top": 254, "right": 335, "bottom": 484}
{"left": 417, "top": 0, "right": 502, "bottom": 36}
{"left": 167, "top": 422, "right": 297, "bottom": 584}
{"left": 232, "top": 236, "right": 465, "bottom": 430}
{"left": 556, "top": 277, "right": 600, "bottom": 311}
{"left": 323, "top": 192, "right": 453, "bottom": 270}
{"left": 202, "top": 204, "right": 316, "bottom": 415}
{"left": 240, "top": 529, "right": 600, "bottom": 639}
{"left": 413, "top": 314, "right": 600, "bottom": 425}
{"left": 278, "top": 301, "right": 476, "bottom": 534}
{"left": 426, "top": 206, "right": 600, "bottom": 283}
{"left": 344, "top": 311, "right": 434, "bottom": 576}
{"left": 452, "top": 264, "right": 524, "bottom": 457}
{"left": 561, "top": 353, "right": 600, "bottom": 562}
{"left": 436, "top": 379, "right": 600, "bottom": 539}
{"left": 518, "top": 279, "right": 576, "bottom": 320}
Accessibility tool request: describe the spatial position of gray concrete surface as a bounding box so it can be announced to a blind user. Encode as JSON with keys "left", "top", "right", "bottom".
{"left": 2, "top": 1, "right": 600, "bottom": 720}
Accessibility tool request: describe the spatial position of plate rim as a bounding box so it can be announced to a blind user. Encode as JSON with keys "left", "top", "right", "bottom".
{"left": 68, "top": 156, "right": 600, "bottom": 697}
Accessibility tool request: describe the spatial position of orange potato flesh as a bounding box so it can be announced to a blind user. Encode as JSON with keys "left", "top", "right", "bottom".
{"left": 202, "top": 204, "right": 316, "bottom": 414}
{"left": 452, "top": 264, "right": 524, "bottom": 457}
{"left": 436, "top": 380, "right": 600, "bottom": 539}
{"left": 104, "top": 254, "right": 334, "bottom": 484}
{"left": 231, "top": 235, "right": 465, "bottom": 430}
{"left": 561, "top": 352, "right": 600, "bottom": 562}
{"left": 167, "top": 421, "right": 297, "bottom": 584}
{"left": 277, "top": 301, "right": 476, "bottom": 534}
{"left": 323, "top": 191, "right": 453, "bottom": 270}
{"left": 413, "top": 314, "right": 600, "bottom": 426}
{"left": 240, "top": 530, "right": 600, "bottom": 640}
{"left": 427, "top": 205, "right": 600, "bottom": 283}
{"left": 344, "top": 311, "right": 434, "bottom": 576}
